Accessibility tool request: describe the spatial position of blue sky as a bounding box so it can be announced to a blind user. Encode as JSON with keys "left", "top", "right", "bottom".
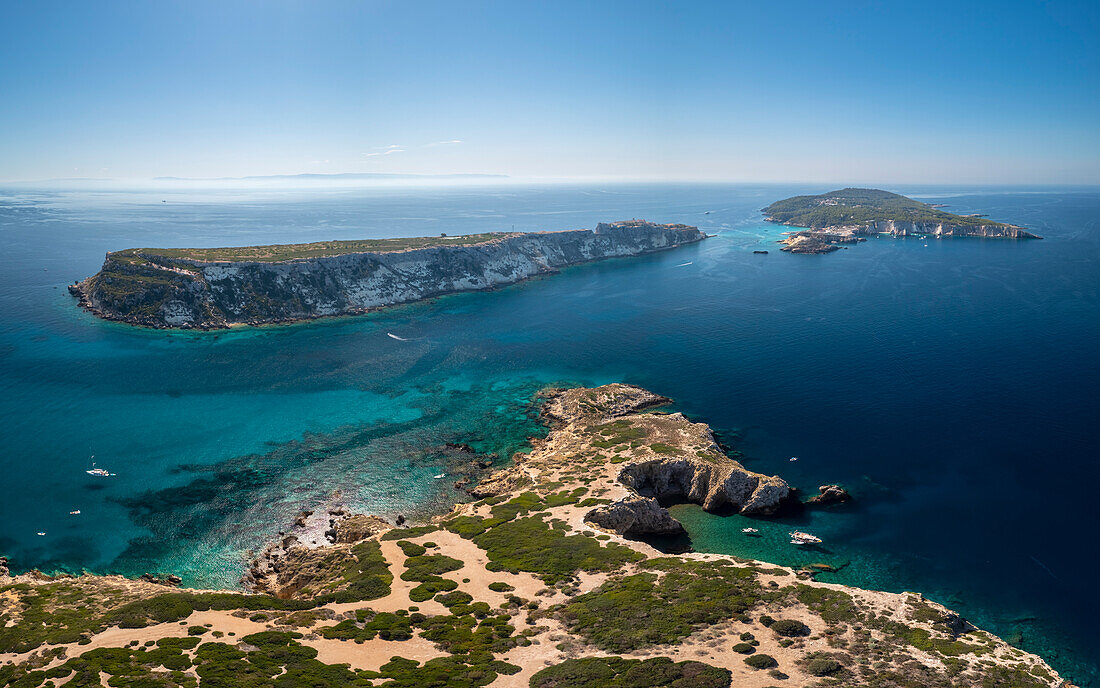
{"left": 1, "top": 0, "right": 1097, "bottom": 184}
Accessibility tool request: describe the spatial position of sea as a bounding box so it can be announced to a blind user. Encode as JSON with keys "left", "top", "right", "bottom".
{"left": 0, "top": 181, "right": 1096, "bottom": 683}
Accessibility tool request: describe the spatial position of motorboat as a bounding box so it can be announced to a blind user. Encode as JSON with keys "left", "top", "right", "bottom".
{"left": 790, "top": 531, "right": 822, "bottom": 545}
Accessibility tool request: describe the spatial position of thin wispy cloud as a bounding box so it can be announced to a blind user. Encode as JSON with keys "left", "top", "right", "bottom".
{"left": 363, "top": 144, "right": 404, "bottom": 157}
{"left": 424, "top": 139, "right": 463, "bottom": 147}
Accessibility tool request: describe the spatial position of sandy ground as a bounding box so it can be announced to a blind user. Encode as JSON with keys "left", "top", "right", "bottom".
{"left": 0, "top": 385, "right": 1064, "bottom": 687}
{"left": 299, "top": 634, "right": 444, "bottom": 671}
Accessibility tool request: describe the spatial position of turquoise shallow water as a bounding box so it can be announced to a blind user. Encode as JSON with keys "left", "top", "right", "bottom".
{"left": 0, "top": 183, "right": 1097, "bottom": 683}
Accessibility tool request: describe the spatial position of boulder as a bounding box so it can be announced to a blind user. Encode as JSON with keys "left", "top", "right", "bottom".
{"left": 807, "top": 484, "right": 851, "bottom": 506}
{"left": 331, "top": 514, "right": 390, "bottom": 544}
{"left": 584, "top": 496, "right": 685, "bottom": 536}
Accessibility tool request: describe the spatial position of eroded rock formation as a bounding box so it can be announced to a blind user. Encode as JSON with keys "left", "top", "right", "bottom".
{"left": 583, "top": 495, "right": 685, "bottom": 536}
{"left": 70, "top": 221, "right": 706, "bottom": 329}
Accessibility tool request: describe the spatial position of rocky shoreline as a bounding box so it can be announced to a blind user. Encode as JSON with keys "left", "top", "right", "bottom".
{"left": 762, "top": 188, "right": 1042, "bottom": 254}
{"left": 69, "top": 220, "right": 706, "bottom": 329}
{"left": 774, "top": 220, "right": 1042, "bottom": 254}
{"left": 0, "top": 384, "right": 1073, "bottom": 687}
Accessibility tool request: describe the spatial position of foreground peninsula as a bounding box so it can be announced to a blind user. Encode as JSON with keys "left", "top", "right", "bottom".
{"left": 69, "top": 221, "right": 705, "bottom": 329}
{"left": 0, "top": 385, "right": 1069, "bottom": 688}
{"left": 764, "top": 188, "right": 1041, "bottom": 254}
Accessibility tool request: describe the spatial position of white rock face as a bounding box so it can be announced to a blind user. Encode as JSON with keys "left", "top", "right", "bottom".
{"left": 618, "top": 455, "right": 790, "bottom": 515}
{"left": 80, "top": 221, "right": 705, "bottom": 328}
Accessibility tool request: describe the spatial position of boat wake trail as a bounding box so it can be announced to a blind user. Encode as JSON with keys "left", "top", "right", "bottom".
{"left": 1029, "top": 555, "right": 1063, "bottom": 584}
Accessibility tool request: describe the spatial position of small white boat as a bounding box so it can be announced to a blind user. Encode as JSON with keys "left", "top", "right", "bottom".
{"left": 741, "top": 527, "right": 759, "bottom": 534}
{"left": 69, "top": 510, "right": 81, "bottom": 515}
{"left": 789, "top": 531, "right": 822, "bottom": 545}
{"left": 86, "top": 468, "right": 110, "bottom": 477}
{"left": 675, "top": 261, "right": 693, "bottom": 267}
{"left": 433, "top": 473, "right": 446, "bottom": 479}
{"left": 387, "top": 333, "right": 410, "bottom": 341}
{"left": 789, "top": 456, "right": 798, "bottom": 462}
{"left": 36, "top": 532, "right": 46, "bottom": 536}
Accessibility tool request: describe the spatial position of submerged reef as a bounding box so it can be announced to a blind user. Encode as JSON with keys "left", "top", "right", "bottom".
{"left": 0, "top": 384, "right": 1072, "bottom": 687}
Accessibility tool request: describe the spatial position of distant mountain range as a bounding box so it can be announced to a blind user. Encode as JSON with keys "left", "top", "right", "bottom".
{"left": 1, "top": 172, "right": 509, "bottom": 186}
{"left": 152, "top": 172, "right": 509, "bottom": 181}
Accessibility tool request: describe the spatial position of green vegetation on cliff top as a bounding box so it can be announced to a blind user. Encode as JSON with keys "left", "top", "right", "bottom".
{"left": 112, "top": 233, "right": 512, "bottom": 263}
{"left": 764, "top": 188, "right": 1013, "bottom": 229}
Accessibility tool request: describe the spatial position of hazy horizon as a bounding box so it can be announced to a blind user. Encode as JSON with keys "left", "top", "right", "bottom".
{"left": 2, "top": 1, "right": 1098, "bottom": 185}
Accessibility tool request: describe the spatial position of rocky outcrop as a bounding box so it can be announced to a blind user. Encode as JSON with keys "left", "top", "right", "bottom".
{"left": 538, "top": 384, "right": 792, "bottom": 516}
{"left": 465, "top": 464, "right": 534, "bottom": 499}
{"left": 865, "top": 219, "right": 1041, "bottom": 239}
{"left": 138, "top": 573, "right": 183, "bottom": 587}
{"left": 806, "top": 484, "right": 851, "bottom": 506}
{"left": 584, "top": 496, "right": 685, "bottom": 536}
{"left": 778, "top": 218, "right": 1040, "bottom": 253}
{"left": 539, "top": 385, "right": 672, "bottom": 426}
{"left": 618, "top": 456, "right": 790, "bottom": 515}
{"left": 780, "top": 233, "right": 844, "bottom": 254}
{"left": 243, "top": 503, "right": 390, "bottom": 594}
{"left": 70, "top": 221, "right": 706, "bottom": 329}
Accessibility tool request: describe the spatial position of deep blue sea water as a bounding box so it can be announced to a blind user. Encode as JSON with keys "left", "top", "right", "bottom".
{"left": 0, "top": 182, "right": 1097, "bottom": 683}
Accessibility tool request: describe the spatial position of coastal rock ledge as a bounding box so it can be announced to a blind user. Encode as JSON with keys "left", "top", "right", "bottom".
{"left": 69, "top": 220, "right": 705, "bottom": 329}
{"left": 0, "top": 384, "right": 1073, "bottom": 688}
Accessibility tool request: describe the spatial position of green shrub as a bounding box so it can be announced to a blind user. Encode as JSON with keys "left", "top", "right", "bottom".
{"left": 732, "top": 643, "right": 755, "bottom": 654}
{"left": 401, "top": 554, "right": 464, "bottom": 582}
{"left": 396, "top": 540, "right": 427, "bottom": 557}
{"left": 805, "top": 657, "right": 843, "bottom": 676}
{"left": 530, "top": 656, "right": 731, "bottom": 688}
{"left": 409, "top": 578, "right": 459, "bottom": 602}
{"left": 435, "top": 591, "right": 474, "bottom": 608}
{"left": 794, "top": 585, "right": 860, "bottom": 624}
{"left": 331, "top": 540, "right": 394, "bottom": 602}
{"left": 488, "top": 582, "right": 515, "bottom": 593}
{"left": 744, "top": 654, "right": 778, "bottom": 670}
{"left": 471, "top": 515, "right": 642, "bottom": 584}
{"left": 558, "top": 559, "right": 770, "bottom": 651}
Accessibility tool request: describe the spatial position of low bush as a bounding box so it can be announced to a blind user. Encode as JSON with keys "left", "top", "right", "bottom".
{"left": 805, "top": 657, "right": 843, "bottom": 676}
{"left": 744, "top": 654, "right": 778, "bottom": 670}
{"left": 558, "top": 558, "right": 771, "bottom": 651}
{"left": 530, "top": 656, "right": 731, "bottom": 688}
{"left": 770, "top": 619, "right": 809, "bottom": 637}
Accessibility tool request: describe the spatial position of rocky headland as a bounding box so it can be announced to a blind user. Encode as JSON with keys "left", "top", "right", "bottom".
{"left": 69, "top": 220, "right": 706, "bottom": 329}
{"left": 0, "top": 384, "right": 1073, "bottom": 688}
{"left": 763, "top": 188, "right": 1041, "bottom": 254}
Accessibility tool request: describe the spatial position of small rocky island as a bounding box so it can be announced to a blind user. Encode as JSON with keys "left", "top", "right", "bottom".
{"left": 0, "top": 385, "right": 1070, "bottom": 688}
{"left": 764, "top": 188, "right": 1041, "bottom": 254}
{"left": 70, "top": 220, "right": 705, "bottom": 329}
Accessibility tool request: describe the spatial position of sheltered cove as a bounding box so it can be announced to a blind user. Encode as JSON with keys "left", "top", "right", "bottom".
{"left": 0, "top": 385, "right": 1071, "bottom": 687}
